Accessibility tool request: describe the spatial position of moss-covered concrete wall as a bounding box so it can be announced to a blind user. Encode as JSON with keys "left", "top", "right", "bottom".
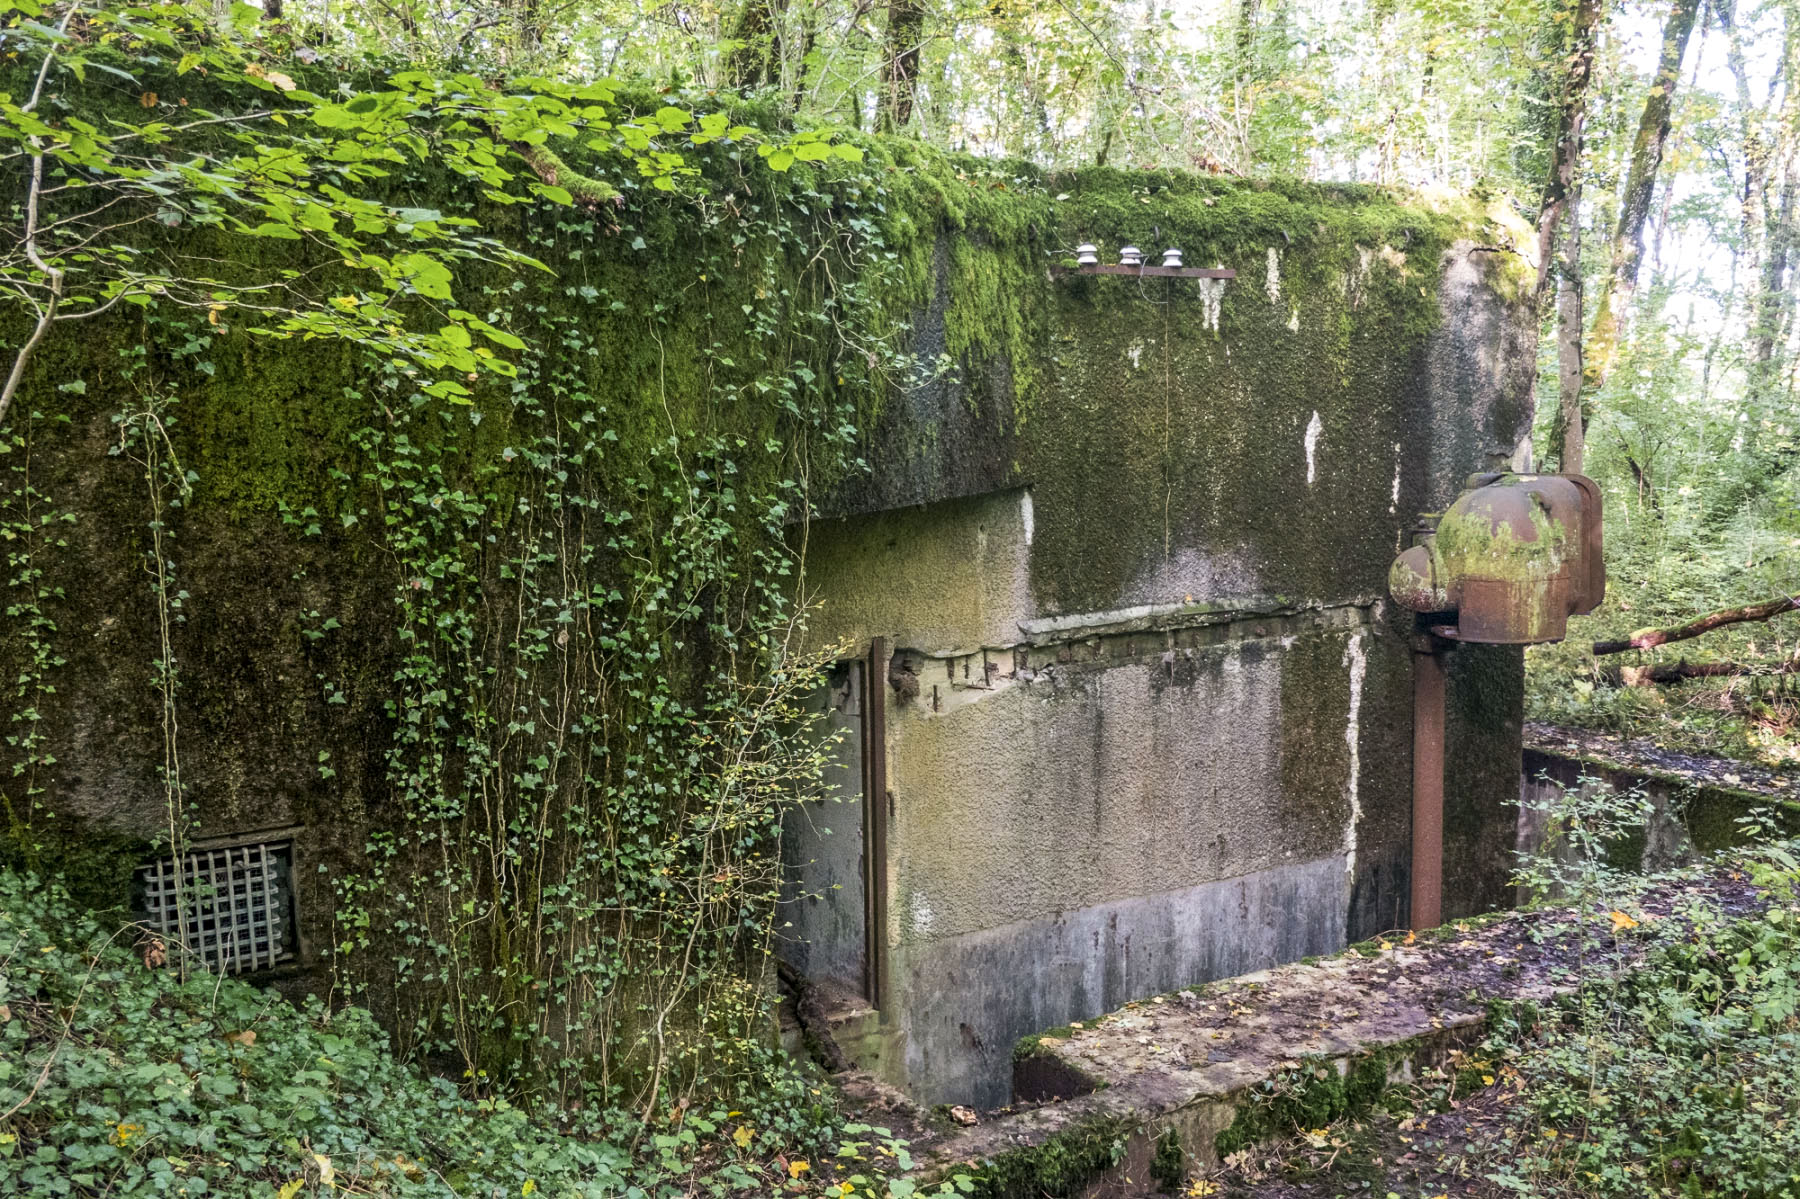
{"left": 793, "top": 180, "right": 1537, "bottom": 1106}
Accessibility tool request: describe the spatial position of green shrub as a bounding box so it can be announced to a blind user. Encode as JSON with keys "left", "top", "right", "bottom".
{"left": 1484, "top": 842, "right": 1800, "bottom": 1197}
{"left": 0, "top": 867, "right": 646, "bottom": 1196}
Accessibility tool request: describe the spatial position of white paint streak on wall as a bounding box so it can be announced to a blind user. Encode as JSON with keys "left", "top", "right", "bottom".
{"left": 1265, "top": 247, "right": 1281, "bottom": 303}
{"left": 1342, "top": 632, "right": 1366, "bottom": 878}
{"left": 1304, "top": 411, "right": 1324, "bottom": 485}
{"left": 1127, "top": 341, "right": 1144, "bottom": 369}
{"left": 910, "top": 893, "right": 936, "bottom": 939}
{"left": 1021, "top": 489, "right": 1034, "bottom": 547}
{"left": 1287, "top": 308, "right": 1300, "bottom": 332}
{"left": 1198, "top": 277, "right": 1225, "bottom": 331}
{"left": 1389, "top": 442, "right": 1402, "bottom": 514}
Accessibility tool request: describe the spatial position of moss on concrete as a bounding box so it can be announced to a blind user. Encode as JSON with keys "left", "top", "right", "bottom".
{"left": 1012, "top": 1025, "right": 1079, "bottom": 1060}
{"left": 1149, "top": 1126, "right": 1186, "bottom": 1191}
{"left": 962, "top": 1114, "right": 1134, "bottom": 1199}
{"left": 1681, "top": 787, "right": 1800, "bottom": 852}
{"left": 1214, "top": 1052, "right": 1393, "bottom": 1158}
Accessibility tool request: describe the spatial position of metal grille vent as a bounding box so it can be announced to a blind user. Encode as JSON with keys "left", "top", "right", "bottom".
{"left": 134, "top": 841, "right": 297, "bottom": 974}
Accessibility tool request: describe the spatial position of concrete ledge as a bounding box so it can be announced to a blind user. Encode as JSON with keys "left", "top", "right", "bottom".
{"left": 1522, "top": 722, "right": 1800, "bottom": 873}
{"left": 1016, "top": 594, "right": 1381, "bottom": 644}
{"left": 878, "top": 866, "right": 1765, "bottom": 1194}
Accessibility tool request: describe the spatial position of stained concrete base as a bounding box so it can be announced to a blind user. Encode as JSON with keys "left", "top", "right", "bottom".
{"left": 892, "top": 854, "right": 1352, "bottom": 1108}
{"left": 870, "top": 865, "right": 1767, "bottom": 1195}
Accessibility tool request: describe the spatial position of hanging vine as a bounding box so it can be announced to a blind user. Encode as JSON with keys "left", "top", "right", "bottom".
{"left": 0, "top": 383, "right": 66, "bottom": 866}
{"left": 310, "top": 138, "right": 936, "bottom": 1113}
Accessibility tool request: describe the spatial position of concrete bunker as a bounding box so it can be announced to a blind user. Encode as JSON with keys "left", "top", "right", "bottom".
{"left": 778, "top": 230, "right": 1541, "bottom": 1109}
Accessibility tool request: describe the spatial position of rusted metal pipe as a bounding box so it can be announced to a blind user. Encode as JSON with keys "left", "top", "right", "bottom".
{"left": 1411, "top": 643, "right": 1447, "bottom": 931}
{"left": 862, "top": 637, "right": 888, "bottom": 1008}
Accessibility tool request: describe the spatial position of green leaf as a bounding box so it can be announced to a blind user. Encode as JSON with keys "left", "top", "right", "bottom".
{"left": 477, "top": 326, "right": 525, "bottom": 351}
{"left": 396, "top": 253, "right": 454, "bottom": 300}
{"left": 423, "top": 378, "right": 472, "bottom": 402}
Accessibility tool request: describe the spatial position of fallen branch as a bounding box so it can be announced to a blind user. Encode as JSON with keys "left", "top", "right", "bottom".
{"left": 1592, "top": 594, "right": 1800, "bottom": 655}
{"left": 1599, "top": 660, "right": 1800, "bottom": 686}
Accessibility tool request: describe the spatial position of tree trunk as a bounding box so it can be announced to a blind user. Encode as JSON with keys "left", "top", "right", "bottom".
{"left": 1719, "top": 0, "right": 1769, "bottom": 340}
{"left": 992, "top": 21, "right": 1050, "bottom": 157}
{"left": 513, "top": 0, "right": 545, "bottom": 57}
{"left": 1753, "top": 154, "right": 1798, "bottom": 375}
{"left": 1534, "top": 0, "right": 1604, "bottom": 302}
{"left": 1600, "top": 660, "right": 1800, "bottom": 686}
{"left": 1232, "top": 0, "right": 1261, "bottom": 164}
{"left": 1649, "top": 156, "right": 1678, "bottom": 278}
{"left": 1581, "top": 0, "right": 1700, "bottom": 396}
{"left": 1236, "top": 0, "right": 1259, "bottom": 79}
{"left": 879, "top": 0, "right": 925, "bottom": 132}
{"left": 726, "top": 0, "right": 785, "bottom": 91}
{"left": 1554, "top": 175, "right": 1586, "bottom": 474}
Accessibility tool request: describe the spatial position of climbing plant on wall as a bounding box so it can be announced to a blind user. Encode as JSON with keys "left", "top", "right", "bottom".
{"left": 0, "top": 0, "right": 861, "bottom": 428}
{"left": 0, "top": 0, "right": 908, "bottom": 1104}
{"left": 2, "top": 0, "right": 1053, "bottom": 1121}
{"left": 317, "top": 142, "right": 936, "bottom": 1115}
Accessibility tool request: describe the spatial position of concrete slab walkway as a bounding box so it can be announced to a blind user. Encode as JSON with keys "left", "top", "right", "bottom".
{"left": 844, "top": 865, "right": 1767, "bottom": 1195}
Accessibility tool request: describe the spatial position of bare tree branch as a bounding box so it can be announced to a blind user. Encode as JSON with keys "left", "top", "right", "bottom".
{"left": 1593, "top": 594, "right": 1800, "bottom": 655}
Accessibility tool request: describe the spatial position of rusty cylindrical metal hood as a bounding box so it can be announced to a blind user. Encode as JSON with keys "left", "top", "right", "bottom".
{"left": 1389, "top": 473, "right": 1603, "bottom": 644}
